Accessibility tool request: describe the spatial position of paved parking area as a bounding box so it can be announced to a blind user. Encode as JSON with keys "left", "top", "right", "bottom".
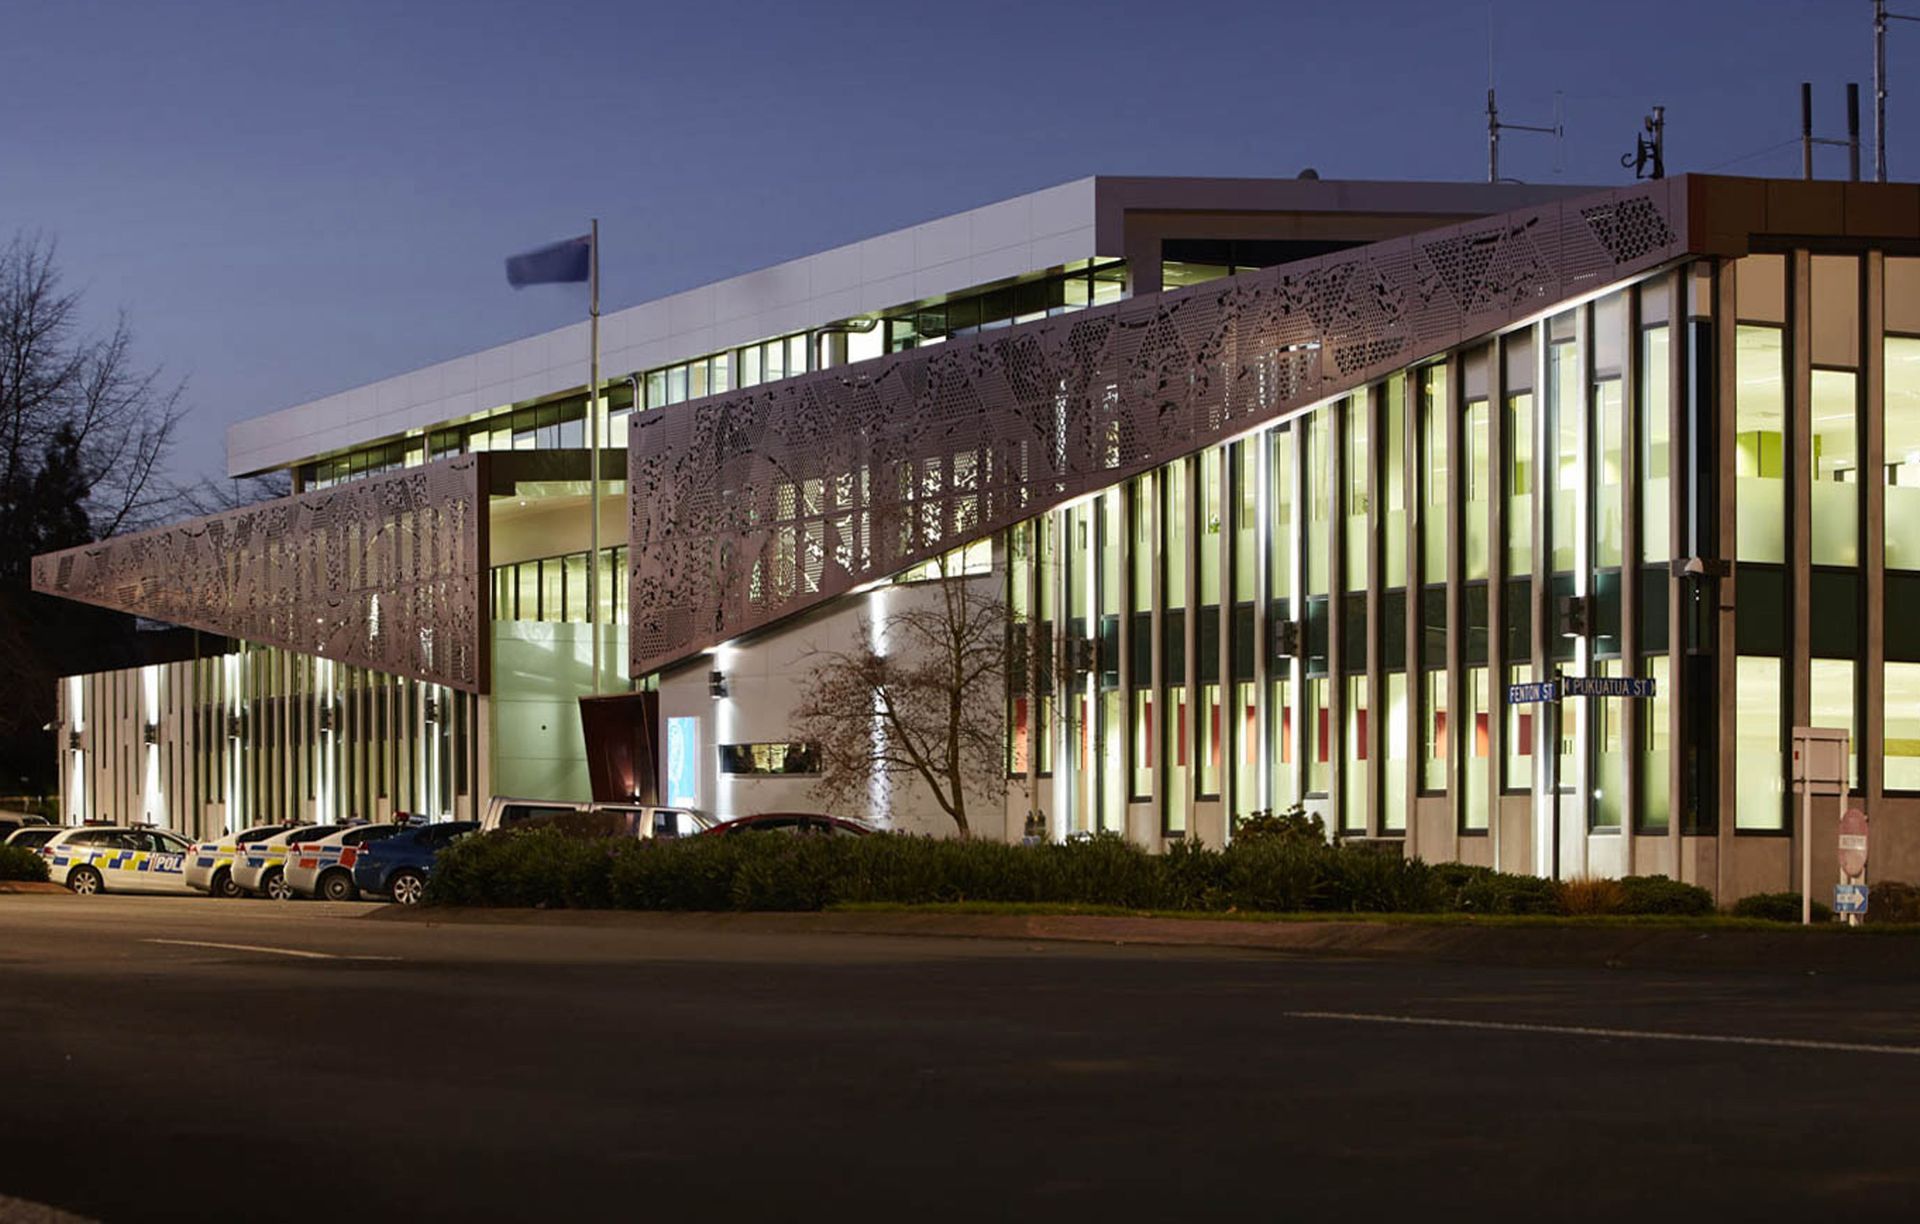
{"left": 2, "top": 895, "right": 1918, "bottom": 1221}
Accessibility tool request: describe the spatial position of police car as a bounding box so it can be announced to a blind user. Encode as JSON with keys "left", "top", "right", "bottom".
{"left": 284, "top": 822, "right": 407, "bottom": 901}
{"left": 185, "top": 824, "right": 293, "bottom": 899}
{"left": 230, "top": 824, "right": 340, "bottom": 900}
{"left": 39, "top": 825, "right": 195, "bottom": 895}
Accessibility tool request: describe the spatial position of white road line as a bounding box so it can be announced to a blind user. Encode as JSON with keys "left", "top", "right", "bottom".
{"left": 1283, "top": 1010, "right": 1920, "bottom": 1058}
{"left": 144, "top": 938, "right": 398, "bottom": 962}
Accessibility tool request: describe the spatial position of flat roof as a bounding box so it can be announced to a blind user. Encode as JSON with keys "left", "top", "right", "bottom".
{"left": 226, "top": 176, "right": 1591, "bottom": 477}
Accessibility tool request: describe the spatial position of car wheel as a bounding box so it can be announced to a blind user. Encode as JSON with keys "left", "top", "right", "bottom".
{"left": 318, "top": 870, "right": 357, "bottom": 903}
{"left": 389, "top": 870, "right": 426, "bottom": 906}
{"left": 211, "top": 868, "right": 243, "bottom": 900}
{"left": 67, "top": 866, "right": 103, "bottom": 896}
{"left": 263, "top": 869, "right": 293, "bottom": 902}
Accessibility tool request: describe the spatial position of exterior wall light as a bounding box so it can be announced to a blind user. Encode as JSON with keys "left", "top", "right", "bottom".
{"left": 708, "top": 669, "right": 729, "bottom": 699}
{"left": 141, "top": 723, "right": 159, "bottom": 746}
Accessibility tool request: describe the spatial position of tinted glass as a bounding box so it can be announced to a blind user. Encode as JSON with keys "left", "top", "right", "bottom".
{"left": 343, "top": 826, "right": 401, "bottom": 846}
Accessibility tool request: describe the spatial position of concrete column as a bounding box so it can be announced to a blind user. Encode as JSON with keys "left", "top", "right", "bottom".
{"left": 1865, "top": 253, "right": 1887, "bottom": 813}
{"left": 1790, "top": 250, "right": 1815, "bottom": 891}
{"left": 1327, "top": 402, "right": 1346, "bottom": 836}
{"left": 1487, "top": 339, "right": 1509, "bottom": 868}
{"left": 1622, "top": 286, "right": 1643, "bottom": 876}
{"left": 1444, "top": 352, "right": 1466, "bottom": 864}
{"left": 1365, "top": 383, "right": 1386, "bottom": 837}
{"left": 1715, "top": 261, "right": 1741, "bottom": 900}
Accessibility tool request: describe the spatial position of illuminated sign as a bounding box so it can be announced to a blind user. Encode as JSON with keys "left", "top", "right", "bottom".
{"left": 665, "top": 717, "right": 699, "bottom": 808}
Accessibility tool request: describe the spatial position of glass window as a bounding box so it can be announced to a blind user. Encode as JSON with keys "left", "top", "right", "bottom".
{"left": 1885, "top": 662, "right": 1920, "bottom": 791}
{"left": 1232, "top": 442, "right": 1256, "bottom": 604}
{"left": 1809, "top": 659, "right": 1858, "bottom": 790}
{"left": 1164, "top": 461, "right": 1188, "bottom": 611}
{"left": 1343, "top": 675, "right": 1368, "bottom": 833}
{"left": 1886, "top": 336, "right": 1920, "bottom": 570}
{"left": 1463, "top": 667, "right": 1489, "bottom": 830}
{"left": 1421, "top": 669, "right": 1447, "bottom": 793}
{"left": 1507, "top": 392, "right": 1533, "bottom": 575}
{"left": 1422, "top": 366, "right": 1448, "bottom": 578}
{"left": 1164, "top": 685, "right": 1189, "bottom": 833}
{"left": 1734, "top": 656, "right": 1784, "bottom": 830}
{"left": 1270, "top": 675, "right": 1295, "bottom": 811}
{"left": 1591, "top": 659, "right": 1626, "bottom": 830}
{"left": 1199, "top": 449, "right": 1223, "bottom": 606}
{"left": 1593, "top": 380, "right": 1624, "bottom": 569}
{"left": 1307, "top": 677, "right": 1330, "bottom": 796}
{"left": 1549, "top": 338, "right": 1579, "bottom": 573}
{"left": 1346, "top": 397, "right": 1368, "bottom": 590}
{"left": 1199, "top": 683, "right": 1222, "bottom": 798}
{"left": 1382, "top": 671, "right": 1408, "bottom": 832}
{"left": 1131, "top": 689, "right": 1153, "bottom": 799}
{"left": 1270, "top": 426, "right": 1294, "bottom": 602}
{"left": 1735, "top": 325, "right": 1787, "bottom": 563}
{"left": 1641, "top": 327, "right": 1671, "bottom": 563}
{"left": 563, "top": 554, "right": 588, "bottom": 625}
{"left": 1232, "top": 680, "right": 1258, "bottom": 819}
{"left": 1641, "top": 655, "right": 1670, "bottom": 832}
{"left": 1384, "top": 375, "right": 1407, "bottom": 587}
{"left": 1307, "top": 412, "right": 1330, "bottom": 594}
{"left": 1464, "top": 398, "right": 1489, "bottom": 581}
{"left": 1810, "top": 370, "right": 1860, "bottom": 567}
{"left": 1505, "top": 663, "right": 1534, "bottom": 791}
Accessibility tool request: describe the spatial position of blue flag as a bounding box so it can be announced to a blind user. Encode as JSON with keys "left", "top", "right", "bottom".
{"left": 506, "top": 235, "right": 590, "bottom": 288}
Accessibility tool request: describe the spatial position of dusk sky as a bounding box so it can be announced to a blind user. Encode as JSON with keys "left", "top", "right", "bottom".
{"left": 2, "top": 0, "right": 1905, "bottom": 483}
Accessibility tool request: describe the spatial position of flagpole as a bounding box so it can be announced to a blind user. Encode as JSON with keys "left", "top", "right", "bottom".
{"left": 588, "top": 218, "right": 601, "bottom": 697}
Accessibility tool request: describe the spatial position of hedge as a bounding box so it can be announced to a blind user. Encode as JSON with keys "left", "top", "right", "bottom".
{"left": 0, "top": 844, "right": 50, "bottom": 883}
{"left": 424, "top": 826, "right": 1714, "bottom": 918}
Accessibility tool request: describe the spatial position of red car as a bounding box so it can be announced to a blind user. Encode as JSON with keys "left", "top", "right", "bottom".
{"left": 701, "top": 812, "right": 878, "bottom": 837}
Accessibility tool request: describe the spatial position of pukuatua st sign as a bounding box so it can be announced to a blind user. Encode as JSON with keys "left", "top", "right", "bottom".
{"left": 1505, "top": 675, "right": 1657, "bottom": 703}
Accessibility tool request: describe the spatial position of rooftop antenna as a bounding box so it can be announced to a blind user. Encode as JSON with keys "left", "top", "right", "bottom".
{"left": 1621, "top": 105, "right": 1666, "bottom": 179}
{"left": 1488, "top": 88, "right": 1565, "bottom": 184}
{"left": 1485, "top": 8, "right": 1563, "bottom": 183}
{"left": 1875, "top": 0, "right": 1920, "bottom": 181}
{"left": 1802, "top": 82, "right": 1865, "bottom": 181}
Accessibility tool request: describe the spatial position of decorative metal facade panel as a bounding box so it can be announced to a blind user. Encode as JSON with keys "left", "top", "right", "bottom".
{"left": 33, "top": 457, "right": 488, "bottom": 692}
{"left": 630, "top": 182, "right": 1692, "bottom": 676}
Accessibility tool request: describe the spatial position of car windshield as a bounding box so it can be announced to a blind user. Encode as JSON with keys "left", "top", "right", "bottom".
{"left": 7, "top": 828, "right": 58, "bottom": 849}
{"left": 285, "top": 825, "right": 339, "bottom": 843}
{"left": 237, "top": 825, "right": 291, "bottom": 844}
{"left": 343, "top": 826, "right": 401, "bottom": 846}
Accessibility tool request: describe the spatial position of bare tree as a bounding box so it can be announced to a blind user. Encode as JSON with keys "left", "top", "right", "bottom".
{"left": 791, "top": 553, "right": 1006, "bottom": 838}
{"left": 171, "top": 469, "right": 292, "bottom": 517}
{"left": 0, "top": 233, "right": 186, "bottom": 566}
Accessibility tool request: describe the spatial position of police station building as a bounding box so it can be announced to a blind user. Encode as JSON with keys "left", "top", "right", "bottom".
{"left": 32, "top": 173, "right": 1920, "bottom": 900}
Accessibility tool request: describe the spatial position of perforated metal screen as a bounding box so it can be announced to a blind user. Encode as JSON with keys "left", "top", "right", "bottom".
{"left": 629, "top": 182, "right": 1686, "bottom": 675}
{"left": 32, "top": 456, "right": 489, "bottom": 692}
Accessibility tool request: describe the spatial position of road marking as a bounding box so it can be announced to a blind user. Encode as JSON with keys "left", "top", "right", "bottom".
{"left": 1283, "top": 1010, "right": 1920, "bottom": 1058}
{"left": 144, "top": 939, "right": 398, "bottom": 962}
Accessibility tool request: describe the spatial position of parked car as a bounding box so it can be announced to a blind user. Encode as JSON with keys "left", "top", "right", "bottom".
{"left": 4, "top": 825, "right": 64, "bottom": 854}
{"left": 38, "top": 825, "right": 195, "bottom": 895}
{"left": 231, "top": 825, "right": 341, "bottom": 900}
{"left": 185, "top": 824, "right": 294, "bottom": 898}
{"left": 352, "top": 821, "right": 479, "bottom": 904}
{"left": 480, "top": 796, "right": 711, "bottom": 839}
{"left": 701, "top": 812, "right": 878, "bottom": 837}
{"left": 0, "top": 812, "right": 49, "bottom": 843}
{"left": 285, "top": 822, "right": 408, "bottom": 901}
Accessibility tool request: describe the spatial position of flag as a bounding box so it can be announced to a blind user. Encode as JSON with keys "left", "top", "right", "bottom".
{"left": 505, "top": 234, "right": 591, "bottom": 288}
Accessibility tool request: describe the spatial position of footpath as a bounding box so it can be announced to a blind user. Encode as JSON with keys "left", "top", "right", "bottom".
{"left": 378, "top": 905, "right": 1920, "bottom": 978}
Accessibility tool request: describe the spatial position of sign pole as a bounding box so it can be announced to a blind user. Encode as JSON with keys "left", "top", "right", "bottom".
{"left": 587, "top": 218, "right": 601, "bottom": 697}
{"left": 1801, "top": 769, "right": 1813, "bottom": 926}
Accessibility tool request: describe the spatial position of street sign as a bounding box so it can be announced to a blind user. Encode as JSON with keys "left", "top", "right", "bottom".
{"left": 1505, "top": 681, "right": 1559, "bottom": 704}
{"left": 1561, "top": 675, "right": 1656, "bottom": 699}
{"left": 1838, "top": 808, "right": 1869, "bottom": 878}
{"left": 1834, "top": 883, "right": 1869, "bottom": 915}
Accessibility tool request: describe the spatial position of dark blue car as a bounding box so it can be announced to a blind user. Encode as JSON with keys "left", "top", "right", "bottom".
{"left": 351, "top": 821, "right": 478, "bottom": 904}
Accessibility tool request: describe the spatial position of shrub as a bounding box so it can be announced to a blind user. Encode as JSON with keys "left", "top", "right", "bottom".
{"left": 1868, "top": 880, "right": 1920, "bottom": 924}
{"left": 1559, "top": 876, "right": 1628, "bottom": 915}
{"left": 1615, "top": 875, "right": 1714, "bottom": 917}
{"left": 1429, "top": 863, "right": 1564, "bottom": 915}
{"left": 0, "top": 844, "right": 49, "bottom": 883}
{"left": 427, "top": 828, "right": 617, "bottom": 907}
{"left": 1231, "top": 804, "right": 1327, "bottom": 849}
{"left": 1731, "top": 891, "right": 1833, "bottom": 923}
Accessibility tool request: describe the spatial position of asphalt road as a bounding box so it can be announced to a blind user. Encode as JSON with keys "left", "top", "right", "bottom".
{"left": 2, "top": 896, "right": 1919, "bottom": 1222}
